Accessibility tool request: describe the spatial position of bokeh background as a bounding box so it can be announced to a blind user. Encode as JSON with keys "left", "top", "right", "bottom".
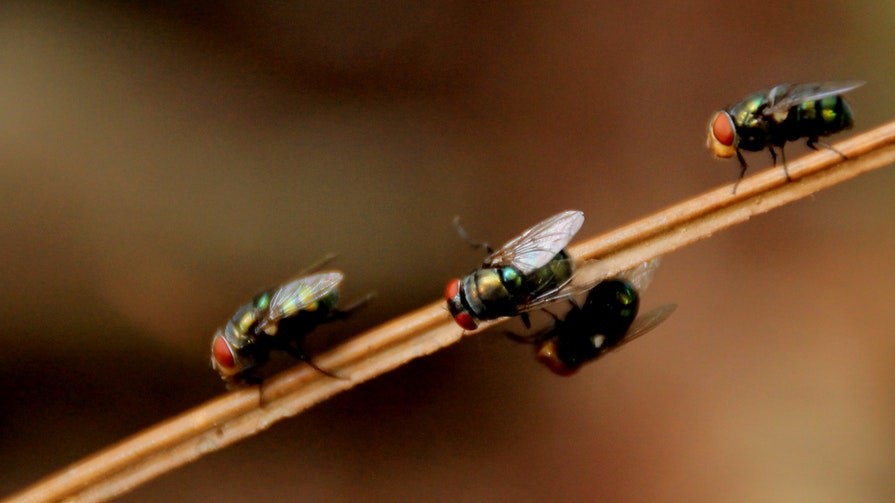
{"left": 2, "top": 2, "right": 894, "bottom": 501}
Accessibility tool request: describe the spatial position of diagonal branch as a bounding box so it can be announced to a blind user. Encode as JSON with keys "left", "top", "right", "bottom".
{"left": 9, "top": 120, "right": 895, "bottom": 503}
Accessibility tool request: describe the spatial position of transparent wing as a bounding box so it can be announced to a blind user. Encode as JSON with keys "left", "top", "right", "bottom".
{"left": 259, "top": 271, "right": 343, "bottom": 328}
{"left": 570, "top": 257, "right": 661, "bottom": 293}
{"left": 611, "top": 304, "right": 677, "bottom": 351}
{"left": 520, "top": 257, "right": 663, "bottom": 315}
{"left": 617, "top": 258, "right": 661, "bottom": 293}
{"left": 484, "top": 210, "right": 584, "bottom": 274}
{"left": 764, "top": 81, "right": 864, "bottom": 117}
{"left": 512, "top": 272, "right": 579, "bottom": 313}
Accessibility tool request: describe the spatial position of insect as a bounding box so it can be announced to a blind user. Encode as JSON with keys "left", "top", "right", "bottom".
{"left": 512, "top": 260, "right": 675, "bottom": 376}
{"left": 211, "top": 270, "right": 367, "bottom": 385}
{"left": 445, "top": 210, "right": 584, "bottom": 330}
{"left": 707, "top": 81, "right": 863, "bottom": 190}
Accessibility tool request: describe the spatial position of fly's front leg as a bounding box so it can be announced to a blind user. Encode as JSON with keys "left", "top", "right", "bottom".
{"left": 732, "top": 149, "right": 748, "bottom": 194}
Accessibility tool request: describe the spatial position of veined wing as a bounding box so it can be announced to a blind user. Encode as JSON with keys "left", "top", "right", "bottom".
{"left": 617, "top": 258, "right": 662, "bottom": 293}
{"left": 611, "top": 304, "right": 676, "bottom": 351}
{"left": 257, "top": 271, "right": 343, "bottom": 331}
{"left": 484, "top": 210, "right": 584, "bottom": 275}
{"left": 765, "top": 81, "right": 864, "bottom": 117}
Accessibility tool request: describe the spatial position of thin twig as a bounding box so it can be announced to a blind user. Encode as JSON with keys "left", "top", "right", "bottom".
{"left": 9, "top": 120, "right": 895, "bottom": 503}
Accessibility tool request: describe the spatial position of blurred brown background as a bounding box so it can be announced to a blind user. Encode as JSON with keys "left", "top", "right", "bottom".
{"left": 2, "top": 2, "right": 894, "bottom": 501}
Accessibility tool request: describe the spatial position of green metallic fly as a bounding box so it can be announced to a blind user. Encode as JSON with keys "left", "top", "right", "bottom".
{"left": 509, "top": 259, "right": 675, "bottom": 376}
{"left": 211, "top": 269, "right": 369, "bottom": 385}
{"left": 445, "top": 210, "right": 583, "bottom": 331}
{"left": 707, "top": 81, "right": 864, "bottom": 190}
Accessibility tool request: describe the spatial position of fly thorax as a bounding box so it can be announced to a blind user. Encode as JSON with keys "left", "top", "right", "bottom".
{"left": 473, "top": 268, "right": 518, "bottom": 303}
{"left": 733, "top": 95, "right": 767, "bottom": 127}
{"left": 498, "top": 267, "right": 524, "bottom": 293}
{"left": 225, "top": 320, "right": 256, "bottom": 352}
{"left": 583, "top": 280, "right": 640, "bottom": 339}
{"left": 233, "top": 304, "right": 261, "bottom": 337}
{"left": 252, "top": 291, "right": 271, "bottom": 311}
{"left": 771, "top": 108, "right": 791, "bottom": 123}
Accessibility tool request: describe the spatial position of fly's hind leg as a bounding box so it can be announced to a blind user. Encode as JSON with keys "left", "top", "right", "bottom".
{"left": 281, "top": 339, "right": 347, "bottom": 380}
{"left": 329, "top": 292, "right": 376, "bottom": 321}
{"left": 808, "top": 138, "right": 849, "bottom": 161}
{"left": 298, "top": 254, "right": 340, "bottom": 275}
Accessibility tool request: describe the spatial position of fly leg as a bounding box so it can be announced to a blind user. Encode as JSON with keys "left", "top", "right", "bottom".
{"left": 224, "top": 370, "right": 263, "bottom": 390}
{"left": 299, "top": 253, "right": 339, "bottom": 275}
{"left": 281, "top": 338, "right": 346, "bottom": 380}
{"left": 808, "top": 138, "right": 849, "bottom": 161}
{"left": 505, "top": 329, "right": 550, "bottom": 345}
{"left": 505, "top": 302, "right": 569, "bottom": 344}
{"left": 768, "top": 145, "right": 792, "bottom": 182}
{"left": 453, "top": 216, "right": 494, "bottom": 254}
{"left": 779, "top": 146, "right": 792, "bottom": 181}
{"left": 330, "top": 292, "right": 376, "bottom": 320}
{"left": 732, "top": 149, "right": 748, "bottom": 194}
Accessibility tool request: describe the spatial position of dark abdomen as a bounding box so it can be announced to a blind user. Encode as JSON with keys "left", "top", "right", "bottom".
{"left": 781, "top": 96, "right": 854, "bottom": 143}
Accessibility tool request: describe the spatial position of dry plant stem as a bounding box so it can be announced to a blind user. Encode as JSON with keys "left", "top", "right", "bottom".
{"left": 9, "top": 120, "right": 895, "bottom": 503}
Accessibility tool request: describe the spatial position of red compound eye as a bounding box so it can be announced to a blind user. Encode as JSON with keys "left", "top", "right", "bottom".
{"left": 212, "top": 335, "right": 236, "bottom": 370}
{"left": 445, "top": 279, "right": 478, "bottom": 330}
{"left": 711, "top": 112, "right": 735, "bottom": 146}
{"left": 536, "top": 341, "right": 578, "bottom": 377}
{"left": 454, "top": 311, "right": 478, "bottom": 331}
{"left": 444, "top": 279, "right": 460, "bottom": 302}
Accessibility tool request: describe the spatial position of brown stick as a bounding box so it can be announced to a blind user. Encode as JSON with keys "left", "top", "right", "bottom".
{"left": 9, "top": 120, "right": 895, "bottom": 503}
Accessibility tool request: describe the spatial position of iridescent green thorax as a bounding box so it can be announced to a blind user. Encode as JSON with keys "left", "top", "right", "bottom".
{"left": 253, "top": 291, "right": 271, "bottom": 311}
{"left": 463, "top": 267, "right": 519, "bottom": 316}
{"left": 726, "top": 92, "right": 774, "bottom": 152}
{"left": 232, "top": 303, "right": 262, "bottom": 344}
{"left": 728, "top": 92, "right": 768, "bottom": 129}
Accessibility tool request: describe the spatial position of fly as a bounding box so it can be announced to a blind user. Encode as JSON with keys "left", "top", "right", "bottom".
{"left": 211, "top": 267, "right": 369, "bottom": 386}
{"left": 445, "top": 210, "right": 584, "bottom": 330}
{"left": 707, "top": 80, "right": 863, "bottom": 191}
{"left": 510, "top": 260, "right": 675, "bottom": 375}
